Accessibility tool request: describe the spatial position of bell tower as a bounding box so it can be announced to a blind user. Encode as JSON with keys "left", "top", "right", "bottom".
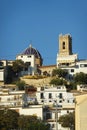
{"left": 59, "top": 34, "right": 72, "bottom": 56}
{"left": 57, "top": 34, "right": 78, "bottom": 67}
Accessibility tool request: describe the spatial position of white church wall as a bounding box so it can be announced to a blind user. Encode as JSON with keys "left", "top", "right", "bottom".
{"left": 0, "top": 70, "right": 4, "bottom": 81}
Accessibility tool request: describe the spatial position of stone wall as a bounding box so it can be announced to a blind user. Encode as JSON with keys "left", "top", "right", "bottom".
{"left": 20, "top": 77, "right": 52, "bottom": 87}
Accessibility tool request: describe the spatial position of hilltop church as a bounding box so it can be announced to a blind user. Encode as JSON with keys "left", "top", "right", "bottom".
{"left": 16, "top": 44, "right": 43, "bottom": 75}
{"left": 0, "top": 34, "right": 87, "bottom": 83}
{"left": 56, "top": 34, "right": 87, "bottom": 77}
{"left": 57, "top": 34, "right": 78, "bottom": 67}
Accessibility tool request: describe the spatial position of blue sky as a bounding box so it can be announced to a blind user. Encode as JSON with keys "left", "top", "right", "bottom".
{"left": 0, "top": 0, "right": 87, "bottom": 65}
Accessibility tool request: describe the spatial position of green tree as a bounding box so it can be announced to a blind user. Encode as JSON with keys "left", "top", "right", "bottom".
{"left": 50, "top": 77, "right": 67, "bottom": 86}
{"left": 16, "top": 80, "right": 26, "bottom": 90}
{"left": 12, "top": 59, "right": 25, "bottom": 76}
{"left": 74, "top": 72, "right": 87, "bottom": 84}
{"left": 58, "top": 112, "right": 75, "bottom": 130}
{"left": 0, "top": 109, "right": 19, "bottom": 130}
{"left": 18, "top": 115, "right": 50, "bottom": 130}
{"left": 65, "top": 81, "right": 77, "bottom": 90}
{"left": 50, "top": 78, "right": 63, "bottom": 85}
{"left": 0, "top": 109, "right": 50, "bottom": 130}
{"left": 4, "top": 66, "right": 13, "bottom": 84}
{"left": 52, "top": 68, "right": 68, "bottom": 78}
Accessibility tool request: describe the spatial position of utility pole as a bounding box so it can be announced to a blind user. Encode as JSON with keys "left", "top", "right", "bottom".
{"left": 56, "top": 104, "right": 58, "bottom": 130}
{"left": 54, "top": 99, "right": 58, "bottom": 130}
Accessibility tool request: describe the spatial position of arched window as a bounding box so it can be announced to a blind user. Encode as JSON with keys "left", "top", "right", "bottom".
{"left": 62, "top": 42, "right": 65, "bottom": 49}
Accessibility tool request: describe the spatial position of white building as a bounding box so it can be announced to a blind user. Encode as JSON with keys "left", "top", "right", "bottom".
{"left": 75, "top": 94, "right": 87, "bottom": 130}
{"left": 0, "top": 86, "right": 44, "bottom": 120}
{"left": 36, "top": 85, "right": 75, "bottom": 130}
{"left": 0, "top": 60, "right": 13, "bottom": 83}
{"left": 0, "top": 85, "right": 75, "bottom": 108}
{"left": 77, "top": 84, "right": 87, "bottom": 92}
{"left": 0, "top": 85, "right": 75, "bottom": 130}
{"left": 0, "top": 60, "right": 8, "bottom": 82}
{"left": 16, "top": 44, "right": 43, "bottom": 75}
{"left": 0, "top": 69, "right": 4, "bottom": 82}
{"left": 0, "top": 86, "right": 24, "bottom": 107}
{"left": 61, "top": 60, "right": 87, "bottom": 78}
{"left": 46, "top": 107, "right": 74, "bottom": 130}
{"left": 36, "top": 85, "right": 75, "bottom": 107}
{"left": 56, "top": 34, "right": 87, "bottom": 78}
{"left": 11, "top": 105, "right": 44, "bottom": 120}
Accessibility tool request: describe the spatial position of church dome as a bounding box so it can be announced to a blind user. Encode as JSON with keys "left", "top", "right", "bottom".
{"left": 22, "top": 44, "right": 42, "bottom": 59}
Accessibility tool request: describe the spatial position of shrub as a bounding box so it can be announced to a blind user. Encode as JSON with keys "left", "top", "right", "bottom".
{"left": 16, "top": 80, "right": 26, "bottom": 90}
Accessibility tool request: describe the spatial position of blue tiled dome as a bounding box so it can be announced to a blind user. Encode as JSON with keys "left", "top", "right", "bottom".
{"left": 22, "top": 44, "right": 42, "bottom": 59}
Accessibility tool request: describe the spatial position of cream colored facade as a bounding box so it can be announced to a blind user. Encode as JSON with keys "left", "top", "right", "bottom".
{"left": 11, "top": 105, "right": 43, "bottom": 120}
{"left": 77, "top": 84, "right": 87, "bottom": 91}
{"left": 0, "top": 69, "right": 4, "bottom": 81}
{"left": 39, "top": 65, "right": 56, "bottom": 75}
{"left": 57, "top": 34, "right": 78, "bottom": 67}
{"left": 75, "top": 94, "right": 87, "bottom": 130}
{"left": 59, "top": 34, "right": 72, "bottom": 56}
{"left": 0, "top": 60, "right": 8, "bottom": 67}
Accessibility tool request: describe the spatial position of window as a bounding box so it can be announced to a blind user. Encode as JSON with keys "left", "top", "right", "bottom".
{"left": 69, "top": 41, "right": 72, "bottom": 52}
{"left": 21, "top": 55, "right": 23, "bottom": 58}
{"left": 41, "top": 87, "right": 44, "bottom": 91}
{"left": 62, "top": 41, "right": 65, "bottom": 49}
{"left": 46, "top": 113, "right": 51, "bottom": 120}
{"left": 28, "top": 55, "right": 31, "bottom": 58}
{"left": 0, "top": 62, "right": 4, "bottom": 69}
{"left": 76, "top": 65, "right": 79, "bottom": 68}
{"left": 80, "top": 64, "right": 84, "bottom": 67}
{"left": 73, "top": 99, "right": 75, "bottom": 103}
{"left": 49, "top": 93, "right": 52, "bottom": 99}
{"left": 84, "top": 64, "right": 87, "bottom": 67}
{"left": 0, "top": 62, "right": 3, "bottom": 66}
{"left": 58, "top": 105, "right": 62, "bottom": 108}
{"left": 24, "top": 62, "right": 31, "bottom": 71}
{"left": 59, "top": 93, "right": 62, "bottom": 99}
{"left": 59, "top": 100, "right": 62, "bottom": 103}
{"left": 71, "top": 69, "right": 74, "bottom": 73}
{"left": 52, "top": 124, "right": 55, "bottom": 128}
{"left": 40, "top": 93, "right": 44, "bottom": 99}
{"left": 29, "top": 62, "right": 31, "bottom": 66}
{"left": 67, "top": 100, "right": 69, "bottom": 103}
{"left": 41, "top": 100, "right": 44, "bottom": 102}
{"left": 25, "top": 62, "right": 31, "bottom": 66}
{"left": 25, "top": 67, "right": 28, "bottom": 71}
{"left": 67, "top": 110, "right": 69, "bottom": 113}
{"left": 80, "top": 64, "right": 87, "bottom": 67}
{"left": 57, "top": 87, "right": 61, "bottom": 89}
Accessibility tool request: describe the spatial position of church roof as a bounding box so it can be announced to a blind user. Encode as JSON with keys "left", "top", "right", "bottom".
{"left": 21, "top": 44, "right": 42, "bottom": 59}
